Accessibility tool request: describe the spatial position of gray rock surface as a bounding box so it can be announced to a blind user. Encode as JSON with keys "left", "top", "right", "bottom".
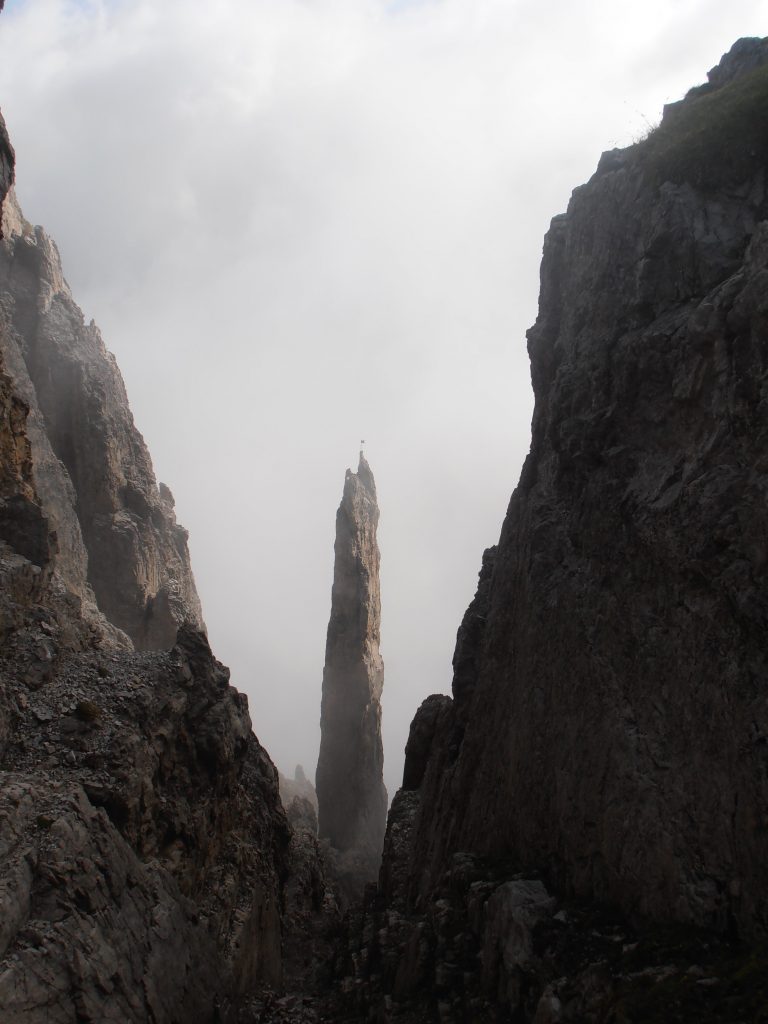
{"left": 401, "top": 694, "right": 452, "bottom": 793}
{"left": 0, "top": 106, "right": 13, "bottom": 234}
{"left": 315, "top": 453, "right": 387, "bottom": 891}
{"left": 0, "top": 193, "right": 204, "bottom": 649}
{"left": 400, "top": 34, "right": 768, "bottom": 937}
{"left": 694, "top": 35, "right": 768, "bottom": 94}
{"left": 0, "top": 55, "right": 335, "bottom": 1021}
{"left": 279, "top": 763, "right": 319, "bottom": 824}
{"left": 342, "top": 37, "right": 768, "bottom": 1023}
{"left": 0, "top": 626, "right": 290, "bottom": 1022}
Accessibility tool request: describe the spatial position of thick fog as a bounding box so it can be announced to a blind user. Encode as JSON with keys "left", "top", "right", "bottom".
{"left": 0, "top": 0, "right": 764, "bottom": 798}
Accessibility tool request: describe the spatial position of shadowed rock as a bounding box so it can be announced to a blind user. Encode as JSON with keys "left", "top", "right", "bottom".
{"left": 0, "top": 627, "right": 290, "bottom": 1023}
{"left": 393, "top": 37, "right": 768, "bottom": 937}
{"left": 338, "top": 38, "right": 768, "bottom": 1024}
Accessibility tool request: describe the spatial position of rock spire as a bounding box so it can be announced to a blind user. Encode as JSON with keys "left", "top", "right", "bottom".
{"left": 316, "top": 452, "right": 387, "bottom": 887}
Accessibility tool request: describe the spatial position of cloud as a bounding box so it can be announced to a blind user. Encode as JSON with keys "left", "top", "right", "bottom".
{"left": 1, "top": 0, "right": 766, "bottom": 796}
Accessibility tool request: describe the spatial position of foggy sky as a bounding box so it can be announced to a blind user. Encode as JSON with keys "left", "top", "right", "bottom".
{"left": 0, "top": 0, "right": 765, "bottom": 799}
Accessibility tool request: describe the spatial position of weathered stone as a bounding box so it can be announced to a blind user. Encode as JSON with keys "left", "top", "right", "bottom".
{"left": 0, "top": 627, "right": 291, "bottom": 1022}
{"left": 340, "top": 37, "right": 768, "bottom": 1024}
{"left": 394, "top": 35, "right": 768, "bottom": 938}
{"left": 0, "top": 193, "right": 204, "bottom": 649}
{"left": 451, "top": 545, "right": 495, "bottom": 725}
{"left": 280, "top": 801, "right": 341, "bottom": 1001}
{"left": 401, "top": 694, "right": 451, "bottom": 792}
{"left": 0, "top": 40, "right": 330, "bottom": 1017}
{"left": 279, "top": 763, "right": 319, "bottom": 820}
{"left": 701, "top": 35, "right": 768, "bottom": 92}
{"left": 481, "top": 880, "right": 556, "bottom": 1011}
{"left": 0, "top": 351, "right": 50, "bottom": 569}
{"left": 0, "top": 105, "right": 13, "bottom": 236}
{"left": 316, "top": 453, "right": 387, "bottom": 890}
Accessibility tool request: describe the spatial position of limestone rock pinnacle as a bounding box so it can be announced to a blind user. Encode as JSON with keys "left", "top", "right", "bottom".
{"left": 316, "top": 452, "right": 387, "bottom": 886}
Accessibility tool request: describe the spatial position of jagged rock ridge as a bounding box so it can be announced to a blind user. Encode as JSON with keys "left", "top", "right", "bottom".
{"left": 316, "top": 452, "right": 387, "bottom": 890}
{"left": 0, "top": 192, "right": 204, "bottom": 649}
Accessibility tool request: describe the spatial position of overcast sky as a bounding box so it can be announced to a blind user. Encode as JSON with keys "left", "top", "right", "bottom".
{"left": 0, "top": 0, "right": 765, "bottom": 799}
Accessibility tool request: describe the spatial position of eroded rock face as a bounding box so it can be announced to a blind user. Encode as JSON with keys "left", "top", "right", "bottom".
{"left": 0, "top": 625, "right": 290, "bottom": 1023}
{"left": 0, "top": 229, "right": 329, "bottom": 1019}
{"left": 0, "top": 193, "right": 204, "bottom": 649}
{"left": 401, "top": 694, "right": 452, "bottom": 793}
{"left": 0, "top": 65, "right": 326, "bottom": 1020}
{"left": 316, "top": 453, "right": 387, "bottom": 890}
{"left": 427, "top": 41, "right": 768, "bottom": 936}
{"left": 0, "top": 108, "right": 13, "bottom": 235}
{"left": 0, "top": 353, "right": 48, "bottom": 566}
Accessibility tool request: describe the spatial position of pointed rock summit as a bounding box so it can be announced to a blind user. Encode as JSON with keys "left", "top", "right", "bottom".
{"left": 316, "top": 452, "right": 387, "bottom": 886}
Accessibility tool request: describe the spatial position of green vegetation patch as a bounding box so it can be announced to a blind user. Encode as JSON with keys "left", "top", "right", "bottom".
{"left": 636, "top": 62, "right": 768, "bottom": 191}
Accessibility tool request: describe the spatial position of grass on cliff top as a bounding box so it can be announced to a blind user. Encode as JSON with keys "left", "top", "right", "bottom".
{"left": 636, "top": 61, "right": 768, "bottom": 190}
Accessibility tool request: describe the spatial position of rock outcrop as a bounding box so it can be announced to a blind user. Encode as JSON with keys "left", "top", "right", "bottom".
{"left": 316, "top": 453, "right": 387, "bottom": 891}
{"left": 0, "top": 627, "right": 289, "bottom": 1023}
{"left": 0, "top": 193, "right": 204, "bottom": 649}
{"left": 344, "top": 37, "right": 768, "bottom": 1022}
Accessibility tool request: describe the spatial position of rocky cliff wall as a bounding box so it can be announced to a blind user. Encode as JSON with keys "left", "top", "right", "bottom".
{"left": 400, "top": 36, "right": 768, "bottom": 938}
{"left": 0, "top": 193, "right": 204, "bottom": 649}
{"left": 0, "top": 82, "right": 337, "bottom": 1023}
{"left": 339, "top": 40, "right": 768, "bottom": 1024}
{"left": 0, "top": 107, "right": 13, "bottom": 231}
{"left": 0, "top": 183, "right": 297, "bottom": 1016}
{"left": 336, "top": 38, "right": 768, "bottom": 1024}
{"left": 0, "top": 626, "right": 293, "bottom": 1023}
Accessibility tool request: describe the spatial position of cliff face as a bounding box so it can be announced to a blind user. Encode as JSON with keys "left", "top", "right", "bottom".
{"left": 0, "top": 193, "right": 204, "bottom": 649}
{"left": 407, "top": 35, "right": 768, "bottom": 934}
{"left": 0, "top": 93, "right": 322, "bottom": 1022}
{"left": 0, "top": 107, "right": 13, "bottom": 230}
{"left": 343, "top": 37, "right": 768, "bottom": 1024}
{"left": 316, "top": 453, "right": 387, "bottom": 889}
